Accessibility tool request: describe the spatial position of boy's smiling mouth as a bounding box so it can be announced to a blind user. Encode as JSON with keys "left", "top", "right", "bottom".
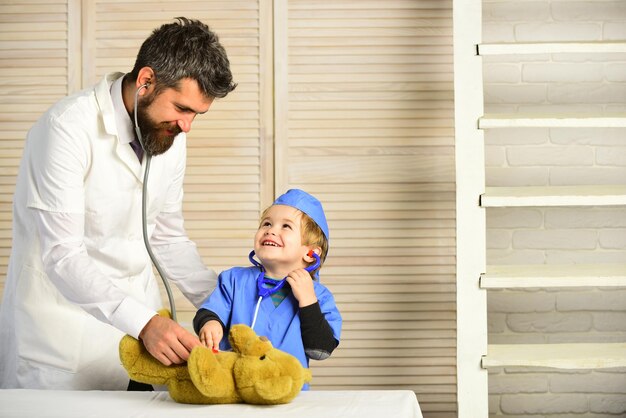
{"left": 262, "top": 239, "right": 281, "bottom": 247}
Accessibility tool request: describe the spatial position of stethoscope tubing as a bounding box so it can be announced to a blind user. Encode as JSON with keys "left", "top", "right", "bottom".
{"left": 135, "top": 83, "right": 177, "bottom": 322}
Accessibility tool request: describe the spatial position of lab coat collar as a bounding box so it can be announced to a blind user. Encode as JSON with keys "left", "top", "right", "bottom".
{"left": 95, "top": 72, "right": 145, "bottom": 182}
{"left": 110, "top": 75, "right": 135, "bottom": 146}
{"left": 95, "top": 72, "right": 125, "bottom": 138}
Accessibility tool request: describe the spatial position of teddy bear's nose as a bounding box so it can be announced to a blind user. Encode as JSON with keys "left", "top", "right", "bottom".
{"left": 259, "top": 336, "right": 269, "bottom": 342}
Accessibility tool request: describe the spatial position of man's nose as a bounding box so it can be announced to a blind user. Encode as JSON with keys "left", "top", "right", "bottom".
{"left": 177, "top": 115, "right": 195, "bottom": 133}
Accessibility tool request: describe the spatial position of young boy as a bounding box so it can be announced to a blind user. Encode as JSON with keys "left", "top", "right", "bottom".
{"left": 193, "top": 189, "right": 342, "bottom": 377}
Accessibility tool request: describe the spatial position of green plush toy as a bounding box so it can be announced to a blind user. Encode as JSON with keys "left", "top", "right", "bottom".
{"left": 119, "top": 321, "right": 312, "bottom": 405}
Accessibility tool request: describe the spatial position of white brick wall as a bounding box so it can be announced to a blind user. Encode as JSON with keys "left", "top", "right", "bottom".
{"left": 483, "top": 0, "right": 626, "bottom": 416}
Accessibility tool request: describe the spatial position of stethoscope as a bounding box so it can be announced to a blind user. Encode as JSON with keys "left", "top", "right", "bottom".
{"left": 247, "top": 249, "right": 321, "bottom": 330}
{"left": 133, "top": 82, "right": 178, "bottom": 322}
{"left": 134, "top": 81, "right": 323, "bottom": 326}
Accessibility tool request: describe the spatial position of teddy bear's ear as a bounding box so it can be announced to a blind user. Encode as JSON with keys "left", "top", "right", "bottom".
{"left": 229, "top": 325, "right": 272, "bottom": 356}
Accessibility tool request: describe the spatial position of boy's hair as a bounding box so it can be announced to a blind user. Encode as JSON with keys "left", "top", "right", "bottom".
{"left": 260, "top": 207, "right": 329, "bottom": 270}
{"left": 129, "top": 17, "right": 237, "bottom": 99}
{"left": 300, "top": 212, "right": 329, "bottom": 265}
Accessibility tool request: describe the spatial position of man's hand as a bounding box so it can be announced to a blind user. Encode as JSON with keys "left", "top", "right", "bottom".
{"left": 286, "top": 268, "right": 317, "bottom": 308}
{"left": 139, "top": 314, "right": 201, "bottom": 366}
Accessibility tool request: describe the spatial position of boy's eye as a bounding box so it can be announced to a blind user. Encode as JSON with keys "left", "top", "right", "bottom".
{"left": 262, "top": 221, "right": 271, "bottom": 227}
{"left": 283, "top": 224, "right": 292, "bottom": 229}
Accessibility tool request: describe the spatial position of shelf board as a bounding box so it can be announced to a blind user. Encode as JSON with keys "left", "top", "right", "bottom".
{"left": 480, "top": 185, "right": 626, "bottom": 207}
{"left": 482, "top": 343, "right": 626, "bottom": 369}
{"left": 478, "top": 42, "right": 626, "bottom": 55}
{"left": 479, "top": 113, "right": 626, "bottom": 128}
{"left": 480, "top": 264, "right": 626, "bottom": 289}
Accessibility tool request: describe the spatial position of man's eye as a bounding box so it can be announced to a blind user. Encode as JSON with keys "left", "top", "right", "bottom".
{"left": 176, "top": 105, "right": 194, "bottom": 114}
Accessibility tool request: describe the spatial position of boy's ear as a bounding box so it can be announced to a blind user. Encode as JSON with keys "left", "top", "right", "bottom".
{"left": 304, "top": 247, "right": 321, "bottom": 262}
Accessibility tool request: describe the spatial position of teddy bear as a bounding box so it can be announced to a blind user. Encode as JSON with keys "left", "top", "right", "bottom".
{"left": 119, "top": 321, "right": 312, "bottom": 405}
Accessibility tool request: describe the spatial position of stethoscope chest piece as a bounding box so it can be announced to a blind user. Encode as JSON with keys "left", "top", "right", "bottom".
{"left": 247, "top": 249, "right": 320, "bottom": 330}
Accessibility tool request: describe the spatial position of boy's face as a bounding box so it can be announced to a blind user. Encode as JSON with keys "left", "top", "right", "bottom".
{"left": 254, "top": 205, "right": 311, "bottom": 274}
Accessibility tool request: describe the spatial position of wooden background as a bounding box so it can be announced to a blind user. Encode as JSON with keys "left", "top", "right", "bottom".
{"left": 0, "top": 1, "right": 456, "bottom": 416}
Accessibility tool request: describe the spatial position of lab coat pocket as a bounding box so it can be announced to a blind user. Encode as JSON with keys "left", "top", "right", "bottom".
{"left": 14, "top": 264, "right": 86, "bottom": 373}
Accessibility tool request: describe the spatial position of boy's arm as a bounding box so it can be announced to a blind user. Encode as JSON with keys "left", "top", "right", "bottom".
{"left": 193, "top": 308, "right": 225, "bottom": 335}
{"left": 300, "top": 302, "right": 338, "bottom": 360}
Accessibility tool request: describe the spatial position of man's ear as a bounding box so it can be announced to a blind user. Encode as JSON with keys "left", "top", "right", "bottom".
{"left": 136, "top": 66, "right": 156, "bottom": 94}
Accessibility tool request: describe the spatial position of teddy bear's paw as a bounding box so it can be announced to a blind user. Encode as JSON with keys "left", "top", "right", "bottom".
{"left": 303, "top": 368, "right": 313, "bottom": 384}
{"left": 119, "top": 335, "right": 142, "bottom": 370}
{"left": 188, "top": 346, "right": 239, "bottom": 401}
{"left": 118, "top": 335, "right": 176, "bottom": 385}
{"left": 239, "top": 376, "right": 299, "bottom": 405}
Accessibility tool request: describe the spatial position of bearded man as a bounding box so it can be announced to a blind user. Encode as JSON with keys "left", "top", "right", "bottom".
{"left": 0, "top": 17, "right": 236, "bottom": 390}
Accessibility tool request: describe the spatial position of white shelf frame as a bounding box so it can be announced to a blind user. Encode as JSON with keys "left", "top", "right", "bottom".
{"left": 480, "top": 264, "right": 626, "bottom": 288}
{"left": 482, "top": 343, "right": 626, "bottom": 369}
{"left": 478, "top": 41, "right": 626, "bottom": 55}
{"left": 479, "top": 114, "right": 626, "bottom": 128}
{"left": 480, "top": 185, "right": 626, "bottom": 207}
{"left": 467, "top": 2, "right": 626, "bottom": 415}
{"left": 453, "top": 0, "right": 488, "bottom": 416}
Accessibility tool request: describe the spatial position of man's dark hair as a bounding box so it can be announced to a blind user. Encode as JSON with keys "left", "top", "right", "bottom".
{"left": 130, "top": 17, "right": 236, "bottom": 98}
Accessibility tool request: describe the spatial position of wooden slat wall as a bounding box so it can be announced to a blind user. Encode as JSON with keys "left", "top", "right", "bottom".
{"left": 0, "top": 1, "right": 456, "bottom": 416}
{"left": 277, "top": 1, "right": 456, "bottom": 416}
{"left": 84, "top": 0, "right": 273, "bottom": 323}
{"left": 0, "top": 0, "right": 74, "bottom": 289}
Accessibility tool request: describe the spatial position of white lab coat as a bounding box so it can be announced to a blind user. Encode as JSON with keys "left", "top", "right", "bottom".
{"left": 0, "top": 73, "right": 213, "bottom": 389}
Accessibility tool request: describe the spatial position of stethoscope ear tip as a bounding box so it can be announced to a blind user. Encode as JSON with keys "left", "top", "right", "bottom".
{"left": 307, "top": 251, "right": 321, "bottom": 272}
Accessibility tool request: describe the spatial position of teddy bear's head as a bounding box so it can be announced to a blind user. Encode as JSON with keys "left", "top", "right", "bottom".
{"left": 226, "top": 324, "right": 312, "bottom": 404}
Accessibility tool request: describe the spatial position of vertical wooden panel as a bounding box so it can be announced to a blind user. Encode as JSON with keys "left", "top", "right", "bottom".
{"left": 274, "top": 0, "right": 289, "bottom": 193}
{"left": 259, "top": 0, "right": 275, "bottom": 208}
{"left": 282, "top": 1, "right": 457, "bottom": 416}
{"left": 0, "top": 0, "right": 71, "bottom": 290}
{"left": 85, "top": 1, "right": 271, "bottom": 323}
{"left": 68, "top": 0, "right": 82, "bottom": 92}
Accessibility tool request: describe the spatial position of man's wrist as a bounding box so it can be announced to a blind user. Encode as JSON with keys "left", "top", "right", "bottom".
{"left": 138, "top": 314, "right": 159, "bottom": 340}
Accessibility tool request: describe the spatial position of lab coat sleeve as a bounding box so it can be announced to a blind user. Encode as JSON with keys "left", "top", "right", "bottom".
{"left": 25, "top": 113, "right": 87, "bottom": 213}
{"left": 149, "top": 210, "right": 218, "bottom": 308}
{"left": 33, "top": 209, "right": 157, "bottom": 339}
{"left": 146, "top": 133, "right": 217, "bottom": 307}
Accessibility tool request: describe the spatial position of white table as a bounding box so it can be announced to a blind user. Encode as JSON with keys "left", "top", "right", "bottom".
{"left": 0, "top": 389, "right": 423, "bottom": 418}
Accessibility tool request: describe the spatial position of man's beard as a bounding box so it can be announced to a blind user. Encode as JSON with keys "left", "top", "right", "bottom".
{"left": 135, "top": 98, "right": 182, "bottom": 156}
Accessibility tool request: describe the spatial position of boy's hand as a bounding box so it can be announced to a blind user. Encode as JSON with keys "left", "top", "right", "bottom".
{"left": 199, "top": 320, "right": 223, "bottom": 352}
{"left": 286, "top": 268, "right": 317, "bottom": 307}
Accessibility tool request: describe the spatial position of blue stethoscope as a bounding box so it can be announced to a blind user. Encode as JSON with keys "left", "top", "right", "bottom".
{"left": 247, "top": 249, "right": 321, "bottom": 330}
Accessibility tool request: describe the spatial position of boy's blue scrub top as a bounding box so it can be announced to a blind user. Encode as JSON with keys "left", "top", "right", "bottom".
{"left": 199, "top": 266, "right": 342, "bottom": 372}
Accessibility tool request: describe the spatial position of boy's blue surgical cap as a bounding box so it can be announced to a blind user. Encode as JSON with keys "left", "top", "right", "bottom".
{"left": 273, "top": 189, "right": 329, "bottom": 243}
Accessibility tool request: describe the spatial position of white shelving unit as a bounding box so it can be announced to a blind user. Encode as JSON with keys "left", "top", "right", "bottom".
{"left": 482, "top": 343, "right": 626, "bottom": 369}
{"left": 479, "top": 114, "right": 626, "bottom": 128}
{"left": 481, "top": 264, "right": 626, "bottom": 288}
{"left": 454, "top": 2, "right": 626, "bottom": 417}
{"left": 481, "top": 185, "right": 626, "bottom": 207}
